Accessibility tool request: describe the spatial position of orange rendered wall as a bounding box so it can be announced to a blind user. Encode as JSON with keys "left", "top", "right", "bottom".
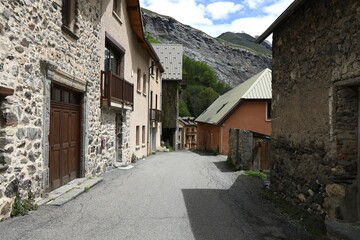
{"left": 197, "top": 100, "right": 271, "bottom": 155}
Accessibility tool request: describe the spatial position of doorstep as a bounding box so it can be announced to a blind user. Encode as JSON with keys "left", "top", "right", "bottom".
{"left": 37, "top": 177, "right": 103, "bottom": 206}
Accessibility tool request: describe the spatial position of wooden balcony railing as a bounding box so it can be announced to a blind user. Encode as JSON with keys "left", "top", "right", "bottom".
{"left": 150, "top": 109, "right": 162, "bottom": 122}
{"left": 100, "top": 71, "right": 134, "bottom": 108}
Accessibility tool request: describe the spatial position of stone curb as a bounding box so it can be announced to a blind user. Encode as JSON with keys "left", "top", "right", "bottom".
{"left": 37, "top": 177, "right": 103, "bottom": 206}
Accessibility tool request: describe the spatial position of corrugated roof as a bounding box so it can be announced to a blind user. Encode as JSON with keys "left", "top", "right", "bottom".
{"left": 195, "top": 68, "right": 272, "bottom": 125}
{"left": 152, "top": 44, "right": 183, "bottom": 81}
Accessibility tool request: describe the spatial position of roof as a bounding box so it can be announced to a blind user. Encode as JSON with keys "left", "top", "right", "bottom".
{"left": 255, "top": 0, "right": 308, "bottom": 43}
{"left": 196, "top": 68, "right": 272, "bottom": 125}
{"left": 152, "top": 44, "right": 183, "bottom": 81}
{"left": 126, "top": 0, "right": 164, "bottom": 72}
{"left": 178, "top": 117, "right": 197, "bottom": 126}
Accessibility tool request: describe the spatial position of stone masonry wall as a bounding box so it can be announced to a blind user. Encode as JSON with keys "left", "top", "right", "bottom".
{"left": 0, "top": 0, "right": 104, "bottom": 220}
{"left": 272, "top": 0, "right": 360, "bottom": 221}
{"left": 228, "top": 129, "right": 253, "bottom": 170}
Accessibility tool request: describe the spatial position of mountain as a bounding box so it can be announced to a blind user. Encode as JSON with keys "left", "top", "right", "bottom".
{"left": 142, "top": 9, "right": 272, "bottom": 87}
{"left": 217, "top": 32, "right": 272, "bottom": 54}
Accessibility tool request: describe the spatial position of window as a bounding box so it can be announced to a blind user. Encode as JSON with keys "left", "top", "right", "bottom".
{"left": 142, "top": 126, "right": 146, "bottom": 145}
{"left": 136, "top": 126, "right": 140, "bottom": 146}
{"left": 143, "top": 73, "right": 147, "bottom": 95}
{"left": 104, "top": 34, "right": 125, "bottom": 77}
{"left": 155, "top": 94, "right": 158, "bottom": 109}
{"left": 113, "top": 0, "right": 121, "bottom": 17}
{"left": 62, "top": 0, "right": 77, "bottom": 37}
{"left": 137, "top": 69, "right": 141, "bottom": 92}
{"left": 156, "top": 68, "right": 159, "bottom": 82}
{"left": 266, "top": 100, "right": 272, "bottom": 120}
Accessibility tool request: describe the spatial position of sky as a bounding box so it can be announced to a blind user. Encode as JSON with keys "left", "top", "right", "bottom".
{"left": 139, "top": 0, "right": 294, "bottom": 42}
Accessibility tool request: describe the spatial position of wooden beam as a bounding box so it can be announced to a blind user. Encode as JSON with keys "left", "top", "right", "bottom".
{"left": 0, "top": 86, "right": 14, "bottom": 97}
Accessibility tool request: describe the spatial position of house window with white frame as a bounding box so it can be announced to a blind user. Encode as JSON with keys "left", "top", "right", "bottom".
{"left": 137, "top": 69, "right": 141, "bottom": 92}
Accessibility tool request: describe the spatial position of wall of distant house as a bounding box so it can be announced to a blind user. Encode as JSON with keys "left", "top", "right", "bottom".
{"left": 272, "top": 0, "right": 360, "bottom": 222}
{"left": 196, "top": 123, "right": 220, "bottom": 153}
{"left": 197, "top": 100, "right": 271, "bottom": 155}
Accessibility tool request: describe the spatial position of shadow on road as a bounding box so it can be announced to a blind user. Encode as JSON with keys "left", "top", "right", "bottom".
{"left": 212, "top": 161, "right": 235, "bottom": 172}
{"left": 182, "top": 175, "right": 312, "bottom": 240}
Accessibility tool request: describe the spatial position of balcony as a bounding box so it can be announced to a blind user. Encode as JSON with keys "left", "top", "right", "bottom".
{"left": 150, "top": 109, "right": 162, "bottom": 122}
{"left": 100, "top": 71, "right": 134, "bottom": 109}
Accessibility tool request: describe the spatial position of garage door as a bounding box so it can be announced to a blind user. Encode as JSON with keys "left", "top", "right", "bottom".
{"left": 49, "top": 86, "right": 81, "bottom": 191}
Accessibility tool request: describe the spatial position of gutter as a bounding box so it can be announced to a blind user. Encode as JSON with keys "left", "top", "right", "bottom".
{"left": 255, "top": 0, "right": 308, "bottom": 43}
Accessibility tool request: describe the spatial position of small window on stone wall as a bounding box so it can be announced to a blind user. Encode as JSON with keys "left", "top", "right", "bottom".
{"left": 62, "top": 0, "right": 78, "bottom": 39}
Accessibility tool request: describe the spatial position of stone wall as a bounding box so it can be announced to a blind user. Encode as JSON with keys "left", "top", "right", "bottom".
{"left": 228, "top": 129, "right": 253, "bottom": 170}
{"left": 0, "top": 0, "right": 104, "bottom": 220}
{"left": 272, "top": 0, "right": 360, "bottom": 222}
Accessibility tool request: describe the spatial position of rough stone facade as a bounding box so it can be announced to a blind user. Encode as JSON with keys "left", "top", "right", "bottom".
{"left": 271, "top": 0, "right": 360, "bottom": 222}
{"left": 228, "top": 129, "right": 253, "bottom": 170}
{"left": 0, "top": 0, "right": 106, "bottom": 220}
{"left": 228, "top": 129, "right": 271, "bottom": 170}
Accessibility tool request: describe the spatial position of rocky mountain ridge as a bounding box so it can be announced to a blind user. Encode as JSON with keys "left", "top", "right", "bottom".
{"left": 142, "top": 9, "right": 272, "bottom": 86}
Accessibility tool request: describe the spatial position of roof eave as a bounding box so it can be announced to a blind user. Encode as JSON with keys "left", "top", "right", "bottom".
{"left": 126, "top": 0, "right": 164, "bottom": 71}
{"left": 255, "top": 0, "right": 308, "bottom": 43}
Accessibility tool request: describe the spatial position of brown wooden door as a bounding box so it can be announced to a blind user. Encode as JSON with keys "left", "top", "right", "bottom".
{"left": 49, "top": 86, "right": 81, "bottom": 191}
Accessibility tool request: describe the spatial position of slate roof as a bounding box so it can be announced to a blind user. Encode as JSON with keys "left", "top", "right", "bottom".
{"left": 152, "top": 44, "right": 183, "bottom": 81}
{"left": 195, "top": 68, "right": 272, "bottom": 125}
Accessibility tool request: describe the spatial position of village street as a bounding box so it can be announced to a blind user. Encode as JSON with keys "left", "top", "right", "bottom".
{"left": 0, "top": 151, "right": 311, "bottom": 240}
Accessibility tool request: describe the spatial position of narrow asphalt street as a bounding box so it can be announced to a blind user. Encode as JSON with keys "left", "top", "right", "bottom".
{"left": 0, "top": 151, "right": 311, "bottom": 240}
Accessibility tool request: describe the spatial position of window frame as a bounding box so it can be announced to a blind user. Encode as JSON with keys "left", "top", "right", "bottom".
{"left": 113, "top": 0, "right": 121, "bottom": 17}
{"left": 142, "top": 125, "right": 146, "bottom": 146}
{"left": 61, "top": 0, "right": 78, "bottom": 39}
{"left": 137, "top": 69, "right": 141, "bottom": 93}
{"left": 104, "top": 33, "right": 126, "bottom": 77}
{"left": 266, "top": 100, "right": 272, "bottom": 121}
{"left": 136, "top": 126, "right": 140, "bottom": 148}
{"left": 143, "top": 73, "right": 147, "bottom": 96}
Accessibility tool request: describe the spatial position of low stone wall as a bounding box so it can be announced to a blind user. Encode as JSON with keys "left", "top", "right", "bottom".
{"left": 228, "top": 129, "right": 254, "bottom": 170}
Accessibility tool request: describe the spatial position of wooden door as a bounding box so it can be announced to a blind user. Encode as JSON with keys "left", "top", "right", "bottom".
{"left": 49, "top": 86, "right": 81, "bottom": 191}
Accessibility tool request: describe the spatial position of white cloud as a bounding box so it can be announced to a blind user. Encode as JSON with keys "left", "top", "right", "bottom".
{"left": 206, "top": 2, "right": 243, "bottom": 20}
{"left": 140, "top": 0, "right": 212, "bottom": 26}
{"left": 263, "top": 0, "right": 294, "bottom": 16}
{"left": 243, "top": 0, "right": 265, "bottom": 9}
{"left": 140, "top": 0, "right": 294, "bottom": 42}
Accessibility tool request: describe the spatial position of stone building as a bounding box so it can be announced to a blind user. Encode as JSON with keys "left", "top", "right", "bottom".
{"left": 256, "top": 0, "right": 360, "bottom": 226}
{"left": 152, "top": 44, "right": 183, "bottom": 150}
{"left": 0, "top": 0, "right": 162, "bottom": 220}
